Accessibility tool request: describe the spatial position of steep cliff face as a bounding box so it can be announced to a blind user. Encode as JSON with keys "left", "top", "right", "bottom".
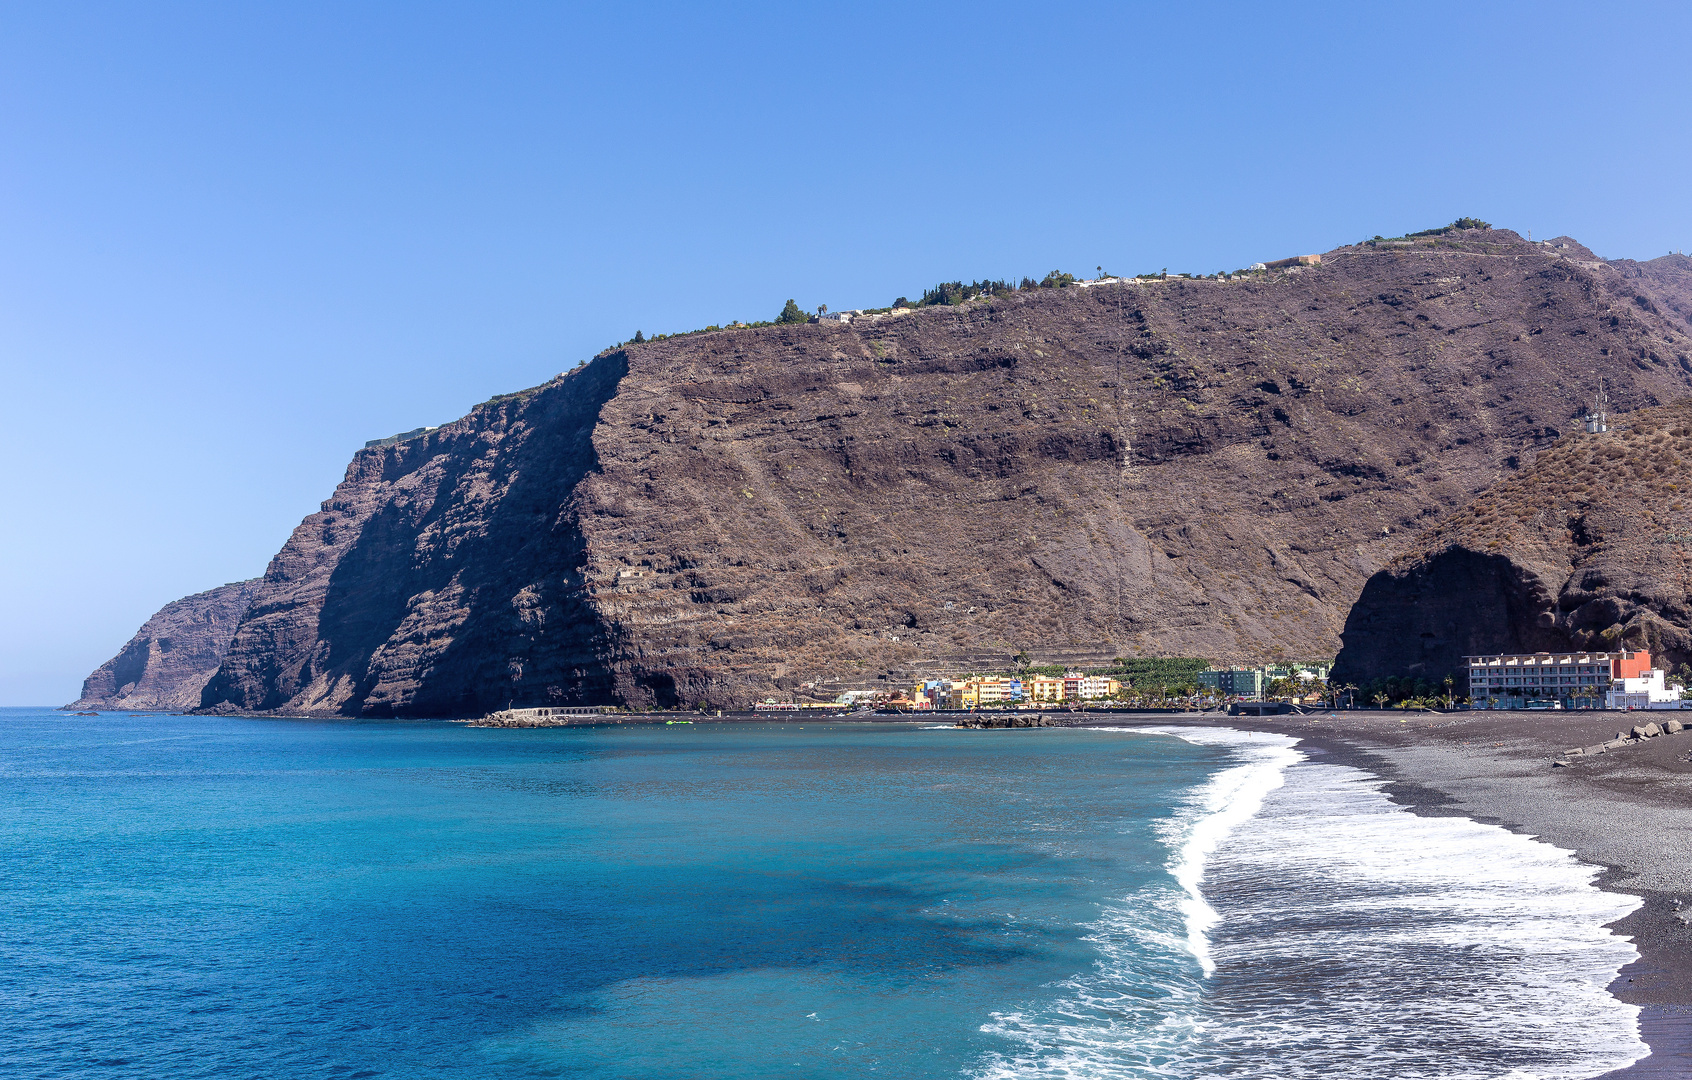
{"left": 69, "top": 580, "right": 261, "bottom": 710}
{"left": 199, "top": 356, "right": 627, "bottom": 716}
{"left": 198, "top": 227, "right": 1692, "bottom": 714}
{"left": 1333, "top": 398, "right": 1692, "bottom": 686}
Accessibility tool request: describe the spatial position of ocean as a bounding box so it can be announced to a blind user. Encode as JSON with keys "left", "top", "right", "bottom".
{"left": 0, "top": 708, "right": 1646, "bottom": 1078}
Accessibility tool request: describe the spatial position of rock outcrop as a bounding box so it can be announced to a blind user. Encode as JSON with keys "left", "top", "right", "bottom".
{"left": 956, "top": 715, "right": 1055, "bottom": 728}
{"left": 69, "top": 580, "right": 261, "bottom": 710}
{"left": 1333, "top": 397, "right": 1692, "bottom": 686}
{"left": 192, "top": 227, "right": 1692, "bottom": 714}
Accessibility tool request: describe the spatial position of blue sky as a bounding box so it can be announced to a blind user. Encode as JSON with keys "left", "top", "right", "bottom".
{"left": 3, "top": 1, "right": 1689, "bottom": 704}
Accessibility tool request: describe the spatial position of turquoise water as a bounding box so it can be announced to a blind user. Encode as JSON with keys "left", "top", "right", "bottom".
{"left": 0, "top": 709, "right": 1648, "bottom": 1078}
{"left": 1, "top": 710, "right": 1214, "bottom": 1077}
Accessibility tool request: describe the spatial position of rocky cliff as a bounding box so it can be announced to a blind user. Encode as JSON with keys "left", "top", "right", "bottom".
{"left": 193, "top": 226, "right": 1692, "bottom": 714}
{"left": 1332, "top": 396, "right": 1692, "bottom": 687}
{"left": 69, "top": 580, "right": 261, "bottom": 710}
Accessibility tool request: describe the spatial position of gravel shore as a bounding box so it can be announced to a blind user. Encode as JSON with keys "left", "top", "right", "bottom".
{"left": 1124, "top": 709, "right": 1692, "bottom": 1079}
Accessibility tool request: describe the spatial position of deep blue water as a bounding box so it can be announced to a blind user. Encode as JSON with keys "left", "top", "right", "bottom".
{"left": 0, "top": 708, "right": 1648, "bottom": 1078}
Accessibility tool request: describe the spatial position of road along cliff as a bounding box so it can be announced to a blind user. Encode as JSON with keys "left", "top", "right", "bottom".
{"left": 69, "top": 580, "right": 261, "bottom": 710}
{"left": 188, "top": 227, "right": 1692, "bottom": 714}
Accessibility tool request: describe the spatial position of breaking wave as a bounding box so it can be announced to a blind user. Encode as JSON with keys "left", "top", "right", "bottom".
{"left": 975, "top": 727, "right": 1646, "bottom": 1079}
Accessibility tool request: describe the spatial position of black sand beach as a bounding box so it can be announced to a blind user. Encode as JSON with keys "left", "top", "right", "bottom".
{"left": 1128, "top": 709, "right": 1692, "bottom": 1079}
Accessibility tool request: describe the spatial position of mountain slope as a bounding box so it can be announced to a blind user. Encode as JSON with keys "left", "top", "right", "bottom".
{"left": 196, "top": 226, "right": 1692, "bottom": 714}
{"left": 1332, "top": 397, "right": 1692, "bottom": 687}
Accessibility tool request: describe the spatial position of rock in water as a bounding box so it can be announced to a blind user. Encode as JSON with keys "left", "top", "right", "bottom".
{"left": 68, "top": 580, "right": 261, "bottom": 711}
{"left": 177, "top": 232, "right": 1692, "bottom": 715}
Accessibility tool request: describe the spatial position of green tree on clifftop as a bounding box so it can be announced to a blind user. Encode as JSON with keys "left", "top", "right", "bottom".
{"left": 776, "top": 299, "right": 808, "bottom": 324}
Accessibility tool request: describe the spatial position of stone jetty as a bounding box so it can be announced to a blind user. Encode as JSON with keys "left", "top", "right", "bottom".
{"left": 468, "top": 706, "right": 618, "bottom": 728}
{"left": 955, "top": 714, "right": 1056, "bottom": 729}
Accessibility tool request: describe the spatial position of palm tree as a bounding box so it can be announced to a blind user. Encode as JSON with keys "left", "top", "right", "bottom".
{"left": 1372, "top": 692, "right": 1389, "bottom": 710}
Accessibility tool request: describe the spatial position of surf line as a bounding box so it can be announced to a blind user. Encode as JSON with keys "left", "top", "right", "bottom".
{"left": 1149, "top": 728, "right": 1304, "bottom": 977}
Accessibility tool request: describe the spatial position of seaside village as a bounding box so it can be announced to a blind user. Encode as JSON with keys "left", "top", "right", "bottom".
{"left": 758, "top": 649, "right": 1690, "bottom": 714}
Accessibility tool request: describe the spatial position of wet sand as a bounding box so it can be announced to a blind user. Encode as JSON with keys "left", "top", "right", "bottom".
{"left": 1112, "top": 709, "right": 1692, "bottom": 1079}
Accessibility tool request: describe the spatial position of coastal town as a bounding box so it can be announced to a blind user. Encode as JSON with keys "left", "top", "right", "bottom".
{"left": 752, "top": 648, "right": 1691, "bottom": 715}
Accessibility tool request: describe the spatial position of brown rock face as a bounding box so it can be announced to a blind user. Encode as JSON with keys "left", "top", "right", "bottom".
{"left": 1332, "top": 398, "right": 1692, "bottom": 686}
{"left": 197, "top": 228, "right": 1692, "bottom": 714}
{"left": 70, "top": 580, "right": 261, "bottom": 710}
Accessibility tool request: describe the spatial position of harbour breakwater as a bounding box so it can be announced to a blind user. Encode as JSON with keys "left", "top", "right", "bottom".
{"left": 954, "top": 714, "right": 1058, "bottom": 728}
{"left": 467, "top": 706, "right": 622, "bottom": 728}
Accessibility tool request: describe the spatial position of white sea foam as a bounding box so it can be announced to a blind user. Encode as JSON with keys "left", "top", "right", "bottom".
{"left": 974, "top": 726, "right": 1649, "bottom": 1079}
{"left": 1152, "top": 728, "right": 1303, "bottom": 977}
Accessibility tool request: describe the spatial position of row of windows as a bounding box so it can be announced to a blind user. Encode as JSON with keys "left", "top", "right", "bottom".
{"left": 1470, "top": 666, "right": 1609, "bottom": 675}
{"left": 1474, "top": 677, "right": 1594, "bottom": 685}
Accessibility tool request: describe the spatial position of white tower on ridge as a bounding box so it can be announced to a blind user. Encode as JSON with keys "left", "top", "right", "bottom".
{"left": 1584, "top": 380, "right": 1610, "bottom": 434}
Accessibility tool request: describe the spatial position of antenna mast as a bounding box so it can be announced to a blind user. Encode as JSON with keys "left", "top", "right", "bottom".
{"left": 1584, "top": 379, "right": 1609, "bottom": 434}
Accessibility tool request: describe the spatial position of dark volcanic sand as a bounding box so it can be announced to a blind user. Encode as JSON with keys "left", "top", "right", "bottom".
{"left": 1123, "top": 709, "right": 1692, "bottom": 1079}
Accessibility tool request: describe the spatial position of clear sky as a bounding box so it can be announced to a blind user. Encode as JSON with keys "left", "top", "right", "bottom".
{"left": 3, "top": 1, "right": 1689, "bottom": 704}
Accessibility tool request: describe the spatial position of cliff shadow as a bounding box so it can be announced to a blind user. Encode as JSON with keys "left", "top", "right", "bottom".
{"left": 1331, "top": 547, "right": 1573, "bottom": 687}
{"left": 364, "top": 352, "right": 631, "bottom": 717}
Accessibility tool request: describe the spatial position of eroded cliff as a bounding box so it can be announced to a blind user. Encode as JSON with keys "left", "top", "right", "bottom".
{"left": 1333, "top": 397, "right": 1692, "bottom": 685}
{"left": 70, "top": 580, "right": 261, "bottom": 710}
{"left": 196, "top": 227, "right": 1692, "bottom": 713}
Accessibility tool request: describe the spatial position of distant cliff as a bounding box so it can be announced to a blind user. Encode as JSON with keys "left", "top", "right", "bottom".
{"left": 187, "top": 227, "right": 1692, "bottom": 714}
{"left": 69, "top": 580, "right": 261, "bottom": 710}
{"left": 1332, "top": 397, "right": 1692, "bottom": 687}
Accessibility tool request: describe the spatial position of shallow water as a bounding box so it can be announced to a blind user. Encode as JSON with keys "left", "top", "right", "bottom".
{"left": 0, "top": 709, "right": 1645, "bottom": 1078}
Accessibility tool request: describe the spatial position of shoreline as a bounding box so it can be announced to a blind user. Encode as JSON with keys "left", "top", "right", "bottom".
{"left": 1109, "top": 709, "right": 1692, "bottom": 1079}
{"left": 31, "top": 706, "right": 1690, "bottom": 1072}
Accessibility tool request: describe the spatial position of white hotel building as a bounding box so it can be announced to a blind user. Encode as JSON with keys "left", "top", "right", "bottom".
{"left": 1465, "top": 649, "right": 1682, "bottom": 709}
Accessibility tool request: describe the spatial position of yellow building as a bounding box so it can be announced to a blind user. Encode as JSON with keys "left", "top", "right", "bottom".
{"left": 1026, "top": 673, "right": 1124, "bottom": 702}
{"left": 1028, "top": 676, "right": 1068, "bottom": 702}
{"left": 956, "top": 677, "right": 1024, "bottom": 707}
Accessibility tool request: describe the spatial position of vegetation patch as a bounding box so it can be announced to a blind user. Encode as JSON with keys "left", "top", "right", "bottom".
{"left": 1097, "top": 656, "right": 1212, "bottom": 691}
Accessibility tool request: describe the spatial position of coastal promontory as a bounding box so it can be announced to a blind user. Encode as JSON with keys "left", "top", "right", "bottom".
{"left": 97, "top": 227, "right": 1692, "bottom": 715}
{"left": 1333, "top": 395, "right": 1692, "bottom": 686}
{"left": 69, "top": 579, "right": 261, "bottom": 711}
